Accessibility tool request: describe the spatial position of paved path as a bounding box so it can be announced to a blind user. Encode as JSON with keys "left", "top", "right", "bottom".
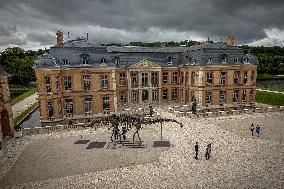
{"left": 12, "top": 93, "right": 38, "bottom": 118}
{"left": 256, "top": 88, "right": 284, "bottom": 95}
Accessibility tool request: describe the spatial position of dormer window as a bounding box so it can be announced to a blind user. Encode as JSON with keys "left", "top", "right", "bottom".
{"left": 82, "top": 57, "right": 88, "bottom": 65}
{"left": 221, "top": 54, "right": 227, "bottom": 64}
{"left": 208, "top": 58, "right": 213, "bottom": 64}
{"left": 100, "top": 57, "right": 107, "bottom": 66}
{"left": 114, "top": 57, "right": 120, "bottom": 67}
{"left": 244, "top": 57, "right": 250, "bottom": 64}
{"left": 191, "top": 59, "right": 196, "bottom": 65}
{"left": 167, "top": 57, "right": 173, "bottom": 65}
{"left": 62, "top": 59, "right": 69, "bottom": 65}
{"left": 234, "top": 58, "right": 239, "bottom": 63}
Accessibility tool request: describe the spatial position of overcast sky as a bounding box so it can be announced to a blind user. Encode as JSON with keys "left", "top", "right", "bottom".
{"left": 0, "top": 0, "right": 284, "bottom": 51}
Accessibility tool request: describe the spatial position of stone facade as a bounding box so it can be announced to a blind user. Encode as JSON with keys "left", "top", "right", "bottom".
{"left": 34, "top": 33, "right": 258, "bottom": 126}
{"left": 0, "top": 66, "right": 14, "bottom": 140}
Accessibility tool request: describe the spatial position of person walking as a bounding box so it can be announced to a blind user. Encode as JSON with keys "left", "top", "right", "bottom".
{"left": 256, "top": 125, "right": 261, "bottom": 137}
{"left": 194, "top": 142, "right": 199, "bottom": 160}
{"left": 204, "top": 144, "right": 209, "bottom": 160}
{"left": 250, "top": 123, "right": 255, "bottom": 136}
{"left": 208, "top": 143, "right": 212, "bottom": 159}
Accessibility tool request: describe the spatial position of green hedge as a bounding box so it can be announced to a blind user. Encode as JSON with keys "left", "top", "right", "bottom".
{"left": 256, "top": 91, "right": 284, "bottom": 106}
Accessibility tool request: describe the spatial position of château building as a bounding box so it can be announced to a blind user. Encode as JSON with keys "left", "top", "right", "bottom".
{"left": 0, "top": 66, "right": 14, "bottom": 140}
{"left": 34, "top": 32, "right": 258, "bottom": 125}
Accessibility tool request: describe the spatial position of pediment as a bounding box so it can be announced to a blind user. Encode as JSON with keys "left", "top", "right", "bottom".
{"left": 130, "top": 59, "right": 160, "bottom": 69}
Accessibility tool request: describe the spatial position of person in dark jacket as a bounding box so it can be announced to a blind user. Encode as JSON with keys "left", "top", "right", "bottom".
{"left": 250, "top": 123, "right": 255, "bottom": 136}
{"left": 256, "top": 125, "right": 261, "bottom": 137}
{"left": 194, "top": 142, "right": 199, "bottom": 159}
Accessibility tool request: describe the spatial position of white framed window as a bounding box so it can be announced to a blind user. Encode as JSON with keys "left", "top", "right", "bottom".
{"left": 82, "top": 75, "right": 91, "bottom": 91}
{"left": 206, "top": 71, "right": 214, "bottom": 85}
{"left": 221, "top": 54, "right": 227, "bottom": 64}
{"left": 233, "top": 90, "right": 239, "bottom": 103}
{"left": 208, "top": 58, "right": 213, "bottom": 64}
{"left": 234, "top": 71, "right": 240, "bottom": 85}
{"left": 131, "top": 73, "right": 138, "bottom": 87}
{"left": 191, "top": 72, "right": 195, "bottom": 86}
{"left": 84, "top": 98, "right": 92, "bottom": 113}
{"left": 220, "top": 91, "right": 226, "bottom": 105}
{"left": 47, "top": 102, "right": 53, "bottom": 118}
{"left": 152, "top": 90, "right": 158, "bottom": 101}
{"left": 45, "top": 76, "right": 52, "bottom": 93}
{"left": 65, "top": 99, "right": 73, "bottom": 114}
{"left": 180, "top": 72, "right": 184, "bottom": 84}
{"left": 163, "top": 72, "right": 168, "bottom": 83}
{"left": 243, "top": 71, "right": 248, "bottom": 84}
{"left": 142, "top": 90, "right": 148, "bottom": 102}
{"left": 61, "top": 59, "right": 69, "bottom": 65}
{"left": 100, "top": 57, "right": 107, "bottom": 66}
{"left": 131, "top": 91, "right": 138, "bottom": 103}
{"left": 220, "top": 72, "right": 226, "bottom": 85}
{"left": 205, "top": 92, "right": 212, "bottom": 105}
{"left": 82, "top": 57, "right": 88, "bottom": 65}
{"left": 120, "top": 91, "right": 127, "bottom": 103}
{"left": 142, "top": 73, "right": 148, "bottom": 87}
{"left": 172, "top": 72, "right": 178, "bottom": 84}
{"left": 102, "top": 96, "right": 110, "bottom": 112}
{"left": 64, "top": 76, "right": 72, "bottom": 91}
{"left": 101, "top": 75, "right": 108, "bottom": 89}
{"left": 242, "top": 90, "right": 247, "bottom": 104}
{"left": 151, "top": 72, "right": 159, "bottom": 87}
{"left": 244, "top": 57, "right": 250, "bottom": 64}
{"left": 119, "top": 73, "right": 126, "bottom": 86}
{"left": 167, "top": 57, "right": 173, "bottom": 65}
{"left": 172, "top": 88, "right": 178, "bottom": 100}
{"left": 162, "top": 89, "right": 168, "bottom": 100}
{"left": 114, "top": 57, "right": 120, "bottom": 66}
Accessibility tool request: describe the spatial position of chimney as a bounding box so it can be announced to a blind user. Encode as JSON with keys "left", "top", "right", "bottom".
{"left": 227, "top": 35, "right": 234, "bottom": 46}
{"left": 56, "top": 31, "right": 64, "bottom": 46}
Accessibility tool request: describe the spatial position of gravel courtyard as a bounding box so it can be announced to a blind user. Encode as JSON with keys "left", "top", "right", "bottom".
{"left": 0, "top": 111, "right": 283, "bottom": 188}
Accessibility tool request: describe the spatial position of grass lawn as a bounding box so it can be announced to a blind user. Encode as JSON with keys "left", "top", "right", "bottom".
{"left": 257, "top": 73, "right": 284, "bottom": 80}
{"left": 9, "top": 84, "right": 37, "bottom": 105}
{"left": 256, "top": 91, "right": 284, "bottom": 106}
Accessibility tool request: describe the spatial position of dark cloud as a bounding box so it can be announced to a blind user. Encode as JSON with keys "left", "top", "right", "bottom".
{"left": 0, "top": 0, "right": 283, "bottom": 50}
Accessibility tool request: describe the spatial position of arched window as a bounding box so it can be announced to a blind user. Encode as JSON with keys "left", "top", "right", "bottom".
{"left": 244, "top": 57, "right": 250, "bottom": 64}
{"left": 82, "top": 57, "right": 88, "bottom": 65}
{"left": 100, "top": 57, "right": 107, "bottom": 66}
{"left": 221, "top": 54, "right": 227, "bottom": 63}
{"left": 114, "top": 57, "right": 120, "bottom": 66}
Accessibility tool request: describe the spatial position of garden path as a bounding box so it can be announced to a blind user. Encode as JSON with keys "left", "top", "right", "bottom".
{"left": 12, "top": 93, "right": 38, "bottom": 118}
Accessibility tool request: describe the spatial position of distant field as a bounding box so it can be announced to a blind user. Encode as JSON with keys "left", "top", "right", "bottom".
{"left": 257, "top": 74, "right": 284, "bottom": 80}
{"left": 256, "top": 91, "right": 284, "bottom": 106}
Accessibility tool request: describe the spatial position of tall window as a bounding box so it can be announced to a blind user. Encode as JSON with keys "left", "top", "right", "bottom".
{"left": 180, "top": 89, "right": 184, "bottom": 101}
{"left": 162, "top": 89, "right": 168, "bottom": 100}
{"left": 152, "top": 90, "right": 158, "bottom": 101}
{"left": 64, "top": 76, "right": 72, "bottom": 91}
{"left": 163, "top": 72, "right": 168, "bottom": 83}
{"left": 220, "top": 72, "right": 227, "bottom": 85}
{"left": 82, "top": 57, "right": 88, "bottom": 65}
{"left": 120, "top": 91, "right": 127, "bottom": 103}
{"left": 172, "top": 88, "right": 178, "bottom": 100}
{"left": 244, "top": 57, "right": 249, "bottom": 64}
{"left": 208, "top": 58, "right": 213, "bottom": 64}
{"left": 84, "top": 98, "right": 92, "bottom": 113}
{"left": 142, "top": 73, "right": 148, "bottom": 87}
{"left": 82, "top": 75, "right": 91, "bottom": 91}
{"left": 172, "top": 72, "right": 178, "bottom": 84}
{"left": 220, "top": 91, "right": 226, "bottom": 105}
{"left": 251, "top": 71, "right": 255, "bottom": 85}
{"left": 151, "top": 72, "right": 159, "bottom": 87}
{"left": 206, "top": 92, "right": 212, "bottom": 105}
{"left": 180, "top": 72, "right": 184, "bottom": 84}
{"left": 47, "top": 102, "right": 53, "bottom": 118}
{"left": 234, "top": 71, "right": 240, "bottom": 85}
{"left": 56, "top": 77, "right": 60, "bottom": 93}
{"left": 131, "top": 73, "right": 138, "bottom": 87}
{"left": 101, "top": 75, "right": 108, "bottom": 89}
{"left": 191, "top": 72, "right": 195, "bottom": 86}
{"left": 167, "top": 57, "right": 173, "bottom": 65}
{"left": 185, "top": 72, "right": 189, "bottom": 84}
{"left": 45, "top": 76, "right": 52, "bottom": 93}
{"left": 119, "top": 73, "right": 126, "bottom": 86}
{"left": 206, "top": 72, "right": 214, "bottom": 85}
{"left": 233, "top": 90, "right": 239, "bottom": 103}
{"left": 242, "top": 90, "right": 247, "bottom": 104}
{"left": 65, "top": 99, "right": 73, "bottom": 114}
{"left": 102, "top": 96, "right": 110, "bottom": 112}
{"left": 243, "top": 71, "right": 248, "bottom": 84}
{"left": 250, "top": 90, "right": 254, "bottom": 104}
{"left": 131, "top": 91, "right": 138, "bottom": 103}
{"left": 114, "top": 57, "right": 120, "bottom": 67}
{"left": 191, "top": 90, "right": 195, "bottom": 102}
{"left": 142, "top": 90, "right": 148, "bottom": 101}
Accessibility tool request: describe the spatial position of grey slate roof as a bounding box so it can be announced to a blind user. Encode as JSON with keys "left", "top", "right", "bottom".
{"left": 35, "top": 40, "right": 259, "bottom": 68}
